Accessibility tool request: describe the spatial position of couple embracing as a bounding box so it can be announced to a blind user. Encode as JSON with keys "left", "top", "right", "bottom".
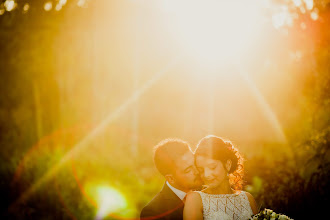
{"left": 140, "top": 135, "right": 258, "bottom": 220}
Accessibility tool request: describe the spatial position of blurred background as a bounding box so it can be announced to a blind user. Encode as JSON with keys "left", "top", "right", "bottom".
{"left": 0, "top": 0, "right": 329, "bottom": 219}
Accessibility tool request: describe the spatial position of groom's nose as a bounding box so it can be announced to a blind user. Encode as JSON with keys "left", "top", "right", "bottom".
{"left": 192, "top": 166, "right": 199, "bottom": 175}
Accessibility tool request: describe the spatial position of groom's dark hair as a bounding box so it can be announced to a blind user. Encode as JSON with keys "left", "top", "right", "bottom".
{"left": 153, "top": 138, "right": 192, "bottom": 176}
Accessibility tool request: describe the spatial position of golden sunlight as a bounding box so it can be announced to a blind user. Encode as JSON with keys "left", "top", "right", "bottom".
{"left": 23, "top": 3, "right": 29, "bottom": 12}
{"left": 4, "top": 0, "right": 16, "bottom": 12}
{"left": 55, "top": 4, "right": 62, "bottom": 11}
{"left": 304, "top": 0, "right": 314, "bottom": 10}
{"left": 272, "top": 10, "right": 291, "bottom": 29}
{"left": 2, "top": 0, "right": 329, "bottom": 219}
{"left": 55, "top": 0, "right": 67, "bottom": 11}
{"left": 59, "top": 0, "right": 67, "bottom": 6}
{"left": 293, "top": 0, "right": 302, "bottom": 7}
{"left": 157, "top": 0, "right": 264, "bottom": 66}
{"left": 85, "top": 183, "right": 127, "bottom": 220}
{"left": 44, "top": 2, "right": 52, "bottom": 11}
{"left": 77, "top": 0, "right": 86, "bottom": 8}
{"left": 310, "top": 11, "right": 319, "bottom": 20}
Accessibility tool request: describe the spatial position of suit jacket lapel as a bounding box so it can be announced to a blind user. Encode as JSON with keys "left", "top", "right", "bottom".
{"left": 160, "top": 183, "right": 184, "bottom": 219}
{"left": 160, "top": 183, "right": 183, "bottom": 203}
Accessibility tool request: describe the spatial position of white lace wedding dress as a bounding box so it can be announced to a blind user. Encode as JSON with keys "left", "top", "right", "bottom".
{"left": 197, "top": 191, "right": 253, "bottom": 220}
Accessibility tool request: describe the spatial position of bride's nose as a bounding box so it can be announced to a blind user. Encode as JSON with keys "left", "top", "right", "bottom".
{"left": 204, "top": 169, "right": 213, "bottom": 180}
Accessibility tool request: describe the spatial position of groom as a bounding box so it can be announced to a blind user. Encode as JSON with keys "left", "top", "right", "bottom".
{"left": 140, "top": 138, "right": 202, "bottom": 220}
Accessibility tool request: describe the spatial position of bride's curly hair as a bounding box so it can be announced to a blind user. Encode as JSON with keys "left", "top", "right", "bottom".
{"left": 194, "top": 135, "right": 244, "bottom": 191}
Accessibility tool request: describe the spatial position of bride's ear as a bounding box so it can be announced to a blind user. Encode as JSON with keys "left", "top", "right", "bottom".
{"left": 165, "top": 174, "right": 175, "bottom": 184}
{"left": 225, "top": 160, "right": 232, "bottom": 173}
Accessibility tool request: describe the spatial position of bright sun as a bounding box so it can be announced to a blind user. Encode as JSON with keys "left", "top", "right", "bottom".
{"left": 84, "top": 183, "right": 127, "bottom": 220}
{"left": 157, "top": 0, "right": 264, "bottom": 66}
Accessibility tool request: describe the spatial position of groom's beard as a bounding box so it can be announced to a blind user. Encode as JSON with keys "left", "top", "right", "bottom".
{"left": 191, "top": 177, "right": 203, "bottom": 190}
{"left": 193, "top": 184, "right": 203, "bottom": 191}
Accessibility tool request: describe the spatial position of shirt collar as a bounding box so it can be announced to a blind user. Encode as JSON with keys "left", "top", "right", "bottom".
{"left": 166, "top": 181, "right": 187, "bottom": 200}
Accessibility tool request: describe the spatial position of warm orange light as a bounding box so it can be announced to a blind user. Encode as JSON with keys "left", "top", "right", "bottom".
{"left": 293, "top": 0, "right": 302, "bottom": 7}
{"left": 158, "top": 0, "right": 264, "bottom": 66}
{"left": 84, "top": 182, "right": 127, "bottom": 220}
{"left": 304, "top": 0, "right": 313, "bottom": 11}
{"left": 77, "top": 0, "right": 86, "bottom": 8}
{"left": 23, "top": 3, "right": 29, "bottom": 12}
{"left": 4, "top": 0, "right": 16, "bottom": 11}
{"left": 44, "top": 2, "right": 52, "bottom": 11}
{"left": 310, "top": 11, "right": 318, "bottom": 20}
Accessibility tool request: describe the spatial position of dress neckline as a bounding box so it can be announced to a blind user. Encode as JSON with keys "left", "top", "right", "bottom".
{"left": 199, "top": 190, "right": 243, "bottom": 197}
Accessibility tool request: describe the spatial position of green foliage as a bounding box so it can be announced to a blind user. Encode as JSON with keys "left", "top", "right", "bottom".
{"left": 245, "top": 129, "right": 330, "bottom": 219}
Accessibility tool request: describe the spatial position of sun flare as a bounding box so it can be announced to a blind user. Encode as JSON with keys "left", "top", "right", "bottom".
{"left": 157, "top": 0, "right": 264, "bottom": 65}
{"left": 84, "top": 183, "right": 127, "bottom": 220}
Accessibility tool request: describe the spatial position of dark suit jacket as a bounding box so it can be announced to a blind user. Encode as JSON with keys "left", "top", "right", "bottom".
{"left": 140, "top": 183, "right": 184, "bottom": 220}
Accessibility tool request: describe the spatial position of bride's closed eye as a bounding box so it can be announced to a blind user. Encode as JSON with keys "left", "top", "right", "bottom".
{"left": 184, "top": 166, "right": 192, "bottom": 173}
{"left": 208, "top": 164, "right": 217, "bottom": 169}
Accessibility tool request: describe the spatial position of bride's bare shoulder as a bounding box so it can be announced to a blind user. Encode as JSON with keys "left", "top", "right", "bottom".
{"left": 183, "top": 191, "right": 203, "bottom": 219}
{"left": 185, "top": 191, "right": 202, "bottom": 205}
{"left": 244, "top": 191, "right": 258, "bottom": 214}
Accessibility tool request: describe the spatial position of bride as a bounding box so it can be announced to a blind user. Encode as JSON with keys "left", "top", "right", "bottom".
{"left": 183, "top": 135, "right": 258, "bottom": 220}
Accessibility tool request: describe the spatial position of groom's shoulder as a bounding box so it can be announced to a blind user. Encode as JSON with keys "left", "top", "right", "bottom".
{"left": 140, "top": 192, "right": 165, "bottom": 217}
{"left": 143, "top": 192, "right": 164, "bottom": 207}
